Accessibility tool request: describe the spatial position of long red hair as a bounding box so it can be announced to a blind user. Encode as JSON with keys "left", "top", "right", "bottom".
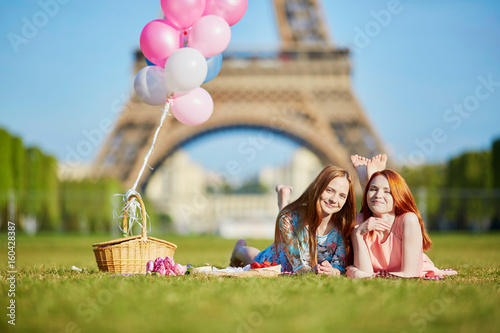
{"left": 360, "top": 169, "right": 432, "bottom": 251}
{"left": 274, "top": 165, "right": 356, "bottom": 267}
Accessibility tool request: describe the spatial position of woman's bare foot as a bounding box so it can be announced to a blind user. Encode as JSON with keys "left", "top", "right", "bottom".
{"left": 350, "top": 154, "right": 369, "bottom": 186}
{"left": 367, "top": 154, "right": 388, "bottom": 180}
{"left": 276, "top": 185, "right": 292, "bottom": 211}
{"left": 230, "top": 239, "right": 246, "bottom": 267}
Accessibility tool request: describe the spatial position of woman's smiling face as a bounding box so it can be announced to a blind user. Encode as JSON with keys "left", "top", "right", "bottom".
{"left": 367, "top": 175, "right": 395, "bottom": 215}
{"left": 319, "top": 176, "right": 349, "bottom": 216}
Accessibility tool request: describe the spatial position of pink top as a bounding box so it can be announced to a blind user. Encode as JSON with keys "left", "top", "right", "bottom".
{"left": 356, "top": 212, "right": 450, "bottom": 278}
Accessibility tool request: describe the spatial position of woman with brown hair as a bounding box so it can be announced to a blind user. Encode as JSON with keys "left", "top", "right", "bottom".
{"left": 348, "top": 158, "right": 457, "bottom": 279}
{"left": 230, "top": 165, "right": 356, "bottom": 275}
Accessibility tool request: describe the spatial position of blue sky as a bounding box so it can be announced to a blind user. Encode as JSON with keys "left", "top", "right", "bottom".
{"left": 1, "top": 0, "right": 499, "bottom": 176}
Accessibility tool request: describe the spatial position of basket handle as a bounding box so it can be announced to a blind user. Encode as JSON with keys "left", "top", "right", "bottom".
{"left": 122, "top": 193, "right": 147, "bottom": 239}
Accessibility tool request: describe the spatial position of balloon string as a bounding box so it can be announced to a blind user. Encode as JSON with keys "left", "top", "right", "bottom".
{"left": 131, "top": 99, "right": 173, "bottom": 192}
{"left": 113, "top": 191, "right": 151, "bottom": 237}
{"left": 114, "top": 100, "right": 173, "bottom": 236}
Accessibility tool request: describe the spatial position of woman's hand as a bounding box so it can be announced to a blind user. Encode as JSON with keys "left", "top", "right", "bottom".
{"left": 357, "top": 217, "right": 391, "bottom": 235}
{"left": 313, "top": 261, "right": 341, "bottom": 276}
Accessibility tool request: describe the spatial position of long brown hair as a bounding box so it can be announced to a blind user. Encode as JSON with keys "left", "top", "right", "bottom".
{"left": 273, "top": 165, "right": 356, "bottom": 267}
{"left": 360, "top": 169, "right": 432, "bottom": 251}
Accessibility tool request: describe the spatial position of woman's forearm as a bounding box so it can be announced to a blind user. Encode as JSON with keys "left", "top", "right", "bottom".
{"left": 387, "top": 271, "right": 411, "bottom": 278}
{"left": 399, "top": 213, "right": 423, "bottom": 278}
{"left": 347, "top": 266, "right": 374, "bottom": 279}
{"left": 352, "top": 231, "right": 374, "bottom": 274}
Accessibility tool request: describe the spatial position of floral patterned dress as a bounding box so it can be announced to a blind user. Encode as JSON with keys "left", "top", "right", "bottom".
{"left": 254, "top": 211, "right": 346, "bottom": 274}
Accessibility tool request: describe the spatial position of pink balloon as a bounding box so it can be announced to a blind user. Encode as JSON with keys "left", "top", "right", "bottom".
{"left": 172, "top": 88, "right": 214, "bottom": 126}
{"left": 203, "top": 0, "right": 248, "bottom": 26}
{"left": 140, "top": 20, "right": 183, "bottom": 67}
{"left": 161, "top": 0, "right": 206, "bottom": 30}
{"left": 188, "top": 15, "right": 231, "bottom": 57}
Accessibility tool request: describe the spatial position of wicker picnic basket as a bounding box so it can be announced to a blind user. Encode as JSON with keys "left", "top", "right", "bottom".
{"left": 92, "top": 193, "right": 177, "bottom": 274}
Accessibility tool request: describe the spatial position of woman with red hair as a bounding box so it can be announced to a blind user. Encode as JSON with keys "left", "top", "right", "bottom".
{"left": 348, "top": 156, "right": 457, "bottom": 279}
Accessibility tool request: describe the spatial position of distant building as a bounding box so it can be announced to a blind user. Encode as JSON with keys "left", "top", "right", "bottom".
{"left": 144, "top": 147, "right": 323, "bottom": 238}
{"left": 259, "top": 147, "right": 323, "bottom": 198}
{"left": 145, "top": 150, "right": 207, "bottom": 233}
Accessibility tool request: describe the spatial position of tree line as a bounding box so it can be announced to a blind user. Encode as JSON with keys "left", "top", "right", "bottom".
{"left": 401, "top": 137, "right": 500, "bottom": 231}
{"left": 0, "top": 128, "right": 123, "bottom": 233}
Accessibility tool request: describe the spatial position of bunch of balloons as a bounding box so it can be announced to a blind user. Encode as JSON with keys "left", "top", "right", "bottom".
{"left": 133, "top": 0, "right": 248, "bottom": 126}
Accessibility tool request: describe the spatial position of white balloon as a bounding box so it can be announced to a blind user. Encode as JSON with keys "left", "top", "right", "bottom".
{"left": 164, "top": 47, "right": 208, "bottom": 95}
{"left": 134, "top": 66, "right": 171, "bottom": 105}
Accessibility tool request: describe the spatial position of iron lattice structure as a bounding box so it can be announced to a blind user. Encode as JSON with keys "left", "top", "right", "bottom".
{"left": 93, "top": 0, "right": 386, "bottom": 190}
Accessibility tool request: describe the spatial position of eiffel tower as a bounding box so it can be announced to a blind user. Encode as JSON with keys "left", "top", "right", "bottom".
{"left": 93, "top": 0, "right": 386, "bottom": 190}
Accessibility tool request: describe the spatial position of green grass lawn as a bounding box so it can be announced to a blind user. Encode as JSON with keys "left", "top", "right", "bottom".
{"left": 1, "top": 232, "right": 499, "bottom": 332}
